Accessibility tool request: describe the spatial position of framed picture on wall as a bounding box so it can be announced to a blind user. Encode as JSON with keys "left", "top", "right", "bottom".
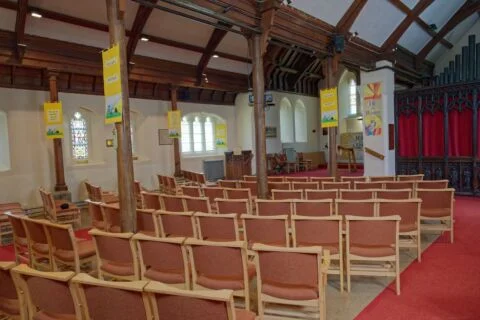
{"left": 265, "top": 126, "right": 277, "bottom": 138}
{"left": 158, "top": 129, "right": 173, "bottom": 145}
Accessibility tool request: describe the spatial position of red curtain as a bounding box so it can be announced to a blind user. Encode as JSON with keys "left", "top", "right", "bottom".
{"left": 423, "top": 111, "right": 444, "bottom": 157}
{"left": 398, "top": 114, "right": 418, "bottom": 157}
{"left": 448, "top": 109, "right": 472, "bottom": 157}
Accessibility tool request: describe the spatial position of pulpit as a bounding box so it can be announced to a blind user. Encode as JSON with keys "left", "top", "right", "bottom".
{"left": 225, "top": 150, "right": 253, "bottom": 180}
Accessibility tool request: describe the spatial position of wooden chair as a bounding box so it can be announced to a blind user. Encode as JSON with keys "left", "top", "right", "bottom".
{"left": 134, "top": 180, "right": 144, "bottom": 208}
{"left": 183, "top": 196, "right": 212, "bottom": 213}
{"left": 340, "top": 189, "right": 376, "bottom": 200}
{"left": 216, "top": 199, "right": 251, "bottom": 228}
{"left": 185, "top": 238, "right": 253, "bottom": 310}
{"left": 241, "top": 215, "right": 289, "bottom": 248}
{"left": 11, "top": 264, "right": 79, "bottom": 320}
{"left": 267, "top": 176, "right": 285, "bottom": 182}
{"left": 271, "top": 189, "right": 303, "bottom": 200}
{"left": 416, "top": 180, "right": 449, "bottom": 189}
{"left": 133, "top": 234, "right": 189, "bottom": 289}
{"left": 267, "top": 182, "right": 291, "bottom": 197}
{"left": 243, "top": 175, "right": 257, "bottom": 181}
{"left": 285, "top": 177, "right": 309, "bottom": 183}
{"left": 340, "top": 176, "right": 367, "bottom": 189}
{"left": 0, "top": 261, "right": 23, "bottom": 320}
{"left": 252, "top": 244, "right": 327, "bottom": 320}
{"left": 397, "top": 174, "right": 424, "bottom": 181}
{"left": 136, "top": 209, "right": 158, "bottom": 237}
{"left": 22, "top": 218, "right": 53, "bottom": 271}
{"left": 292, "top": 182, "right": 320, "bottom": 191}
{"left": 167, "top": 176, "right": 182, "bottom": 195}
{"left": 296, "top": 152, "right": 313, "bottom": 172}
{"left": 89, "top": 229, "right": 139, "bottom": 281}
{"left": 71, "top": 273, "right": 150, "bottom": 319}
{"left": 100, "top": 203, "right": 121, "bottom": 233}
{"left": 310, "top": 176, "right": 335, "bottom": 184}
{"left": 155, "top": 211, "right": 197, "bottom": 238}
{"left": 378, "top": 199, "right": 422, "bottom": 262}
{"left": 369, "top": 176, "right": 396, "bottom": 182}
{"left": 4, "top": 212, "right": 29, "bottom": 265}
{"left": 202, "top": 187, "right": 226, "bottom": 211}
{"left": 39, "top": 188, "right": 80, "bottom": 224}
{"left": 224, "top": 188, "right": 251, "bottom": 200}
{"left": 181, "top": 185, "right": 202, "bottom": 198}
{"left": 384, "top": 181, "right": 416, "bottom": 190}
{"left": 305, "top": 189, "right": 338, "bottom": 201}
{"left": 85, "top": 181, "right": 119, "bottom": 203}
{"left": 86, "top": 200, "right": 105, "bottom": 230}
{"left": 218, "top": 180, "right": 238, "bottom": 189}
{"left": 160, "top": 194, "right": 187, "bottom": 212}
{"left": 293, "top": 200, "right": 333, "bottom": 217}
{"left": 376, "top": 189, "right": 412, "bottom": 200}
{"left": 256, "top": 199, "right": 293, "bottom": 218}
{"left": 417, "top": 188, "right": 455, "bottom": 243}
{"left": 195, "top": 213, "right": 240, "bottom": 242}
{"left": 292, "top": 215, "right": 343, "bottom": 292}
{"left": 345, "top": 215, "right": 401, "bottom": 295}
{"left": 157, "top": 174, "right": 167, "bottom": 193}
{"left": 141, "top": 192, "right": 161, "bottom": 210}
{"left": 239, "top": 181, "right": 258, "bottom": 199}
{"left": 144, "top": 281, "right": 257, "bottom": 320}
{"left": 43, "top": 220, "right": 96, "bottom": 273}
{"left": 322, "top": 181, "right": 350, "bottom": 190}
{"left": 354, "top": 181, "right": 383, "bottom": 190}
{"left": 0, "top": 203, "right": 23, "bottom": 247}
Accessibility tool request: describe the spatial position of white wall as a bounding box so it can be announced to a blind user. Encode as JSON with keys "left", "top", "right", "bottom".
{"left": 0, "top": 87, "right": 236, "bottom": 207}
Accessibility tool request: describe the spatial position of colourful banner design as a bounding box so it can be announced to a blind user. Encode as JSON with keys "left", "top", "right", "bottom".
{"left": 102, "top": 44, "right": 123, "bottom": 124}
{"left": 320, "top": 87, "right": 339, "bottom": 128}
{"left": 44, "top": 102, "right": 64, "bottom": 139}
{"left": 215, "top": 123, "right": 227, "bottom": 148}
{"left": 363, "top": 82, "right": 383, "bottom": 136}
{"left": 168, "top": 110, "right": 181, "bottom": 138}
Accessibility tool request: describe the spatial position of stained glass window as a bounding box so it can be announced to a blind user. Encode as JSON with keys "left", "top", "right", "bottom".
{"left": 181, "top": 113, "right": 223, "bottom": 154}
{"left": 70, "top": 112, "right": 88, "bottom": 162}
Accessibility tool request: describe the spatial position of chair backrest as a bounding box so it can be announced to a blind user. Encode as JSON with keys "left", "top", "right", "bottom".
{"left": 322, "top": 181, "right": 350, "bottom": 190}
{"left": 22, "top": 218, "right": 49, "bottom": 250}
{"left": 136, "top": 209, "right": 158, "bottom": 236}
{"left": 157, "top": 174, "right": 166, "bottom": 191}
{"left": 195, "top": 213, "right": 240, "bottom": 242}
{"left": 141, "top": 192, "right": 161, "bottom": 210}
{"left": 292, "top": 216, "right": 342, "bottom": 248}
{"left": 384, "top": 181, "right": 415, "bottom": 190}
{"left": 241, "top": 215, "right": 289, "bottom": 247}
{"left": 416, "top": 180, "right": 449, "bottom": 189}
{"left": 224, "top": 188, "right": 251, "bottom": 201}
{"left": 85, "top": 181, "right": 100, "bottom": 201}
{"left": 196, "top": 173, "right": 207, "bottom": 186}
{"left": 336, "top": 200, "right": 376, "bottom": 218}
{"left": 39, "top": 188, "right": 57, "bottom": 219}
{"left": 305, "top": 189, "right": 338, "bottom": 200}
{"left": 292, "top": 182, "right": 320, "bottom": 190}
{"left": 101, "top": 204, "right": 122, "bottom": 233}
{"left": 416, "top": 188, "right": 454, "bottom": 211}
{"left": 156, "top": 211, "right": 197, "bottom": 238}
{"left": 160, "top": 195, "right": 187, "bottom": 212}
{"left": 145, "top": 281, "right": 237, "bottom": 320}
{"left": 243, "top": 175, "right": 257, "bottom": 181}
{"left": 133, "top": 234, "right": 189, "bottom": 287}
{"left": 293, "top": 200, "right": 333, "bottom": 217}
{"left": 218, "top": 180, "right": 237, "bottom": 189}
{"left": 167, "top": 177, "right": 179, "bottom": 194}
{"left": 397, "top": 174, "right": 424, "bottom": 181}
{"left": 355, "top": 182, "right": 383, "bottom": 190}
{"left": 203, "top": 187, "right": 226, "bottom": 204}
{"left": 87, "top": 201, "right": 105, "bottom": 230}
{"left": 256, "top": 200, "right": 293, "bottom": 217}
{"left": 377, "top": 200, "right": 421, "bottom": 231}
{"left": 216, "top": 199, "right": 251, "bottom": 216}
{"left": 340, "top": 176, "right": 367, "bottom": 189}
{"left": 5, "top": 212, "right": 27, "bottom": 240}
{"left": 134, "top": 181, "right": 142, "bottom": 196}
{"left": 183, "top": 197, "right": 211, "bottom": 213}
{"left": 72, "top": 273, "right": 149, "bottom": 320}
{"left": 239, "top": 181, "right": 258, "bottom": 197}
{"left": 272, "top": 189, "right": 303, "bottom": 200}
{"left": 376, "top": 189, "right": 412, "bottom": 200}
{"left": 310, "top": 176, "right": 335, "bottom": 183}
{"left": 285, "top": 177, "right": 309, "bottom": 183}
{"left": 340, "top": 189, "right": 375, "bottom": 200}
{"left": 267, "top": 176, "right": 285, "bottom": 182}
{"left": 12, "top": 264, "right": 78, "bottom": 319}
{"left": 0, "top": 262, "right": 21, "bottom": 318}
{"left": 43, "top": 222, "right": 77, "bottom": 267}
{"left": 369, "top": 176, "right": 396, "bottom": 182}
{"left": 268, "top": 182, "right": 291, "bottom": 193}
{"left": 181, "top": 186, "right": 202, "bottom": 198}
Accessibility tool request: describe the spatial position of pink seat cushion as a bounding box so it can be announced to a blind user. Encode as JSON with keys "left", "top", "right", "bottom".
{"left": 0, "top": 298, "right": 20, "bottom": 316}
{"left": 421, "top": 208, "right": 450, "bottom": 218}
{"left": 262, "top": 282, "right": 318, "bottom": 300}
{"left": 197, "top": 275, "right": 244, "bottom": 290}
{"left": 400, "top": 223, "right": 417, "bottom": 233}
{"left": 54, "top": 240, "right": 95, "bottom": 262}
{"left": 33, "top": 311, "right": 77, "bottom": 320}
{"left": 144, "top": 268, "right": 184, "bottom": 284}
{"left": 101, "top": 261, "right": 135, "bottom": 276}
{"left": 235, "top": 309, "right": 257, "bottom": 320}
{"left": 32, "top": 243, "right": 49, "bottom": 254}
{"left": 350, "top": 245, "right": 395, "bottom": 257}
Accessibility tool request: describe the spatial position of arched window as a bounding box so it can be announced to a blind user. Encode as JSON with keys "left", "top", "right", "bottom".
{"left": 294, "top": 100, "right": 308, "bottom": 143}
{"left": 181, "top": 116, "right": 192, "bottom": 153}
{"left": 349, "top": 78, "right": 358, "bottom": 115}
{"left": 0, "top": 111, "right": 10, "bottom": 171}
{"left": 280, "top": 98, "right": 294, "bottom": 143}
{"left": 181, "top": 113, "right": 224, "bottom": 154}
{"left": 204, "top": 116, "right": 215, "bottom": 151}
{"left": 70, "top": 112, "right": 89, "bottom": 162}
{"left": 130, "top": 112, "right": 137, "bottom": 156}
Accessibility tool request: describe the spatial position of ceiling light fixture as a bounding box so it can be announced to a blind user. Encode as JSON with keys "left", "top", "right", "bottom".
{"left": 31, "top": 12, "right": 42, "bottom": 18}
{"left": 140, "top": 37, "right": 149, "bottom": 42}
{"left": 212, "top": 54, "right": 219, "bottom": 58}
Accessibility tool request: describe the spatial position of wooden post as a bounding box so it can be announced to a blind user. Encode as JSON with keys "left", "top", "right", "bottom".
{"left": 325, "top": 56, "right": 338, "bottom": 178}
{"left": 106, "top": 0, "right": 136, "bottom": 232}
{"left": 48, "top": 72, "right": 68, "bottom": 192}
{"left": 249, "top": 34, "right": 268, "bottom": 199}
{"left": 170, "top": 87, "right": 182, "bottom": 176}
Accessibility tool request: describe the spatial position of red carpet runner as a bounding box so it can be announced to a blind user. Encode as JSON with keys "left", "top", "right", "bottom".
{"left": 356, "top": 196, "right": 480, "bottom": 320}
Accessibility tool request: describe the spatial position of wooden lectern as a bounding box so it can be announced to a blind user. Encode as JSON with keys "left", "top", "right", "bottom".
{"left": 225, "top": 150, "right": 253, "bottom": 180}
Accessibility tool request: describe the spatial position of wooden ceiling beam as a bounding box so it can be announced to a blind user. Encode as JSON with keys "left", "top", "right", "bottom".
{"left": 14, "top": 0, "right": 28, "bottom": 62}
{"left": 382, "top": 0, "right": 433, "bottom": 52}
{"left": 336, "top": 0, "right": 368, "bottom": 34}
{"left": 126, "top": 0, "right": 157, "bottom": 64}
{"left": 416, "top": 0, "right": 480, "bottom": 65}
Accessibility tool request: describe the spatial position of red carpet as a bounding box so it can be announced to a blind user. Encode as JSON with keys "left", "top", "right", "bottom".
{"left": 356, "top": 196, "right": 480, "bottom": 320}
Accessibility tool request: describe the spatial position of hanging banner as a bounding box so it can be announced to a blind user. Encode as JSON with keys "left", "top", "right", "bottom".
{"left": 215, "top": 123, "right": 227, "bottom": 148}
{"left": 363, "top": 82, "right": 383, "bottom": 136}
{"left": 44, "top": 102, "right": 64, "bottom": 139}
{"left": 102, "top": 44, "right": 123, "bottom": 124}
{"left": 320, "top": 87, "right": 338, "bottom": 128}
{"left": 168, "top": 110, "right": 181, "bottom": 138}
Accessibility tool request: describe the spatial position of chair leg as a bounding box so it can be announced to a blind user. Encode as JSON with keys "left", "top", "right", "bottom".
{"left": 339, "top": 258, "right": 344, "bottom": 293}
{"left": 450, "top": 220, "right": 454, "bottom": 243}
{"left": 417, "top": 234, "right": 422, "bottom": 263}
{"left": 396, "top": 258, "right": 400, "bottom": 295}
{"left": 346, "top": 257, "right": 351, "bottom": 293}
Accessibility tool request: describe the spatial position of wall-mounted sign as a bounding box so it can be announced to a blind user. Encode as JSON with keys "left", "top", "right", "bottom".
{"left": 102, "top": 44, "right": 123, "bottom": 124}
{"left": 44, "top": 102, "right": 63, "bottom": 139}
{"left": 363, "top": 82, "right": 383, "bottom": 136}
{"left": 167, "top": 110, "right": 181, "bottom": 138}
{"left": 215, "top": 123, "right": 227, "bottom": 148}
{"left": 320, "top": 87, "right": 338, "bottom": 128}
{"left": 248, "top": 92, "right": 274, "bottom": 106}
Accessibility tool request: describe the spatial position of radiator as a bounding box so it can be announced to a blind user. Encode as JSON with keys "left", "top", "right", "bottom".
{"left": 203, "top": 159, "right": 225, "bottom": 182}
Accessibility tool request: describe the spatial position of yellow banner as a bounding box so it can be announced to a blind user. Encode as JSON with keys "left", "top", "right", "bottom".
{"left": 102, "top": 44, "right": 123, "bottom": 124}
{"left": 168, "top": 110, "right": 181, "bottom": 138}
{"left": 44, "top": 102, "right": 64, "bottom": 139}
{"left": 320, "top": 87, "right": 338, "bottom": 128}
{"left": 215, "top": 123, "right": 227, "bottom": 149}
{"left": 363, "top": 82, "right": 383, "bottom": 136}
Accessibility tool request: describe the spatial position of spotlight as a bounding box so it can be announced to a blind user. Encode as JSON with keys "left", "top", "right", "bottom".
{"left": 212, "top": 54, "right": 219, "bottom": 58}
{"left": 140, "top": 37, "right": 149, "bottom": 42}
{"left": 31, "top": 12, "right": 42, "bottom": 18}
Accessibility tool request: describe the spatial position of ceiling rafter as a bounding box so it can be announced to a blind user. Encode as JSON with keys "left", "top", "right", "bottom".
{"left": 291, "top": 56, "right": 321, "bottom": 90}
{"left": 382, "top": 0, "right": 433, "bottom": 52}
{"left": 388, "top": 0, "right": 453, "bottom": 49}
{"left": 126, "top": 0, "right": 157, "bottom": 65}
{"left": 416, "top": 0, "right": 480, "bottom": 65}
{"left": 336, "top": 0, "right": 368, "bottom": 34}
{"left": 14, "top": 0, "right": 28, "bottom": 62}
{"left": 258, "top": 0, "right": 283, "bottom": 56}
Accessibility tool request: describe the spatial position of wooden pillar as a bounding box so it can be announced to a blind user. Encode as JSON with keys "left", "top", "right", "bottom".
{"left": 106, "top": 0, "right": 136, "bottom": 232}
{"left": 249, "top": 34, "right": 268, "bottom": 199}
{"left": 170, "top": 87, "right": 182, "bottom": 176}
{"left": 48, "top": 72, "right": 68, "bottom": 192}
{"left": 325, "top": 56, "right": 338, "bottom": 178}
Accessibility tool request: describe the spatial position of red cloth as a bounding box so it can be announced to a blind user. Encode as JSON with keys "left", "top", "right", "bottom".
{"left": 398, "top": 113, "right": 418, "bottom": 157}
{"left": 422, "top": 111, "right": 445, "bottom": 157}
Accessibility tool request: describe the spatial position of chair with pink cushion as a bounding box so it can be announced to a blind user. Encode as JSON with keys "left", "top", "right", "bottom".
{"left": 336, "top": 199, "right": 376, "bottom": 219}
{"left": 224, "top": 188, "right": 251, "bottom": 201}
{"left": 293, "top": 200, "right": 333, "bottom": 217}
{"left": 255, "top": 199, "right": 293, "bottom": 218}
{"left": 239, "top": 181, "right": 258, "bottom": 199}
{"left": 369, "top": 176, "right": 396, "bottom": 182}
{"left": 417, "top": 188, "right": 455, "bottom": 243}
{"left": 376, "top": 189, "right": 412, "bottom": 200}
{"left": 185, "top": 238, "right": 253, "bottom": 311}
{"left": 241, "top": 215, "right": 289, "bottom": 249}
{"left": 195, "top": 213, "right": 240, "bottom": 242}
{"left": 155, "top": 211, "right": 197, "bottom": 238}
{"left": 202, "top": 187, "right": 226, "bottom": 212}
{"left": 267, "top": 176, "right": 285, "bottom": 183}
{"left": 285, "top": 177, "right": 309, "bottom": 183}
{"left": 133, "top": 234, "right": 190, "bottom": 289}
{"left": 87, "top": 200, "right": 106, "bottom": 230}
{"left": 183, "top": 196, "right": 212, "bottom": 213}
{"left": 181, "top": 185, "right": 202, "bottom": 198}
{"left": 141, "top": 192, "right": 161, "bottom": 210}
{"left": 383, "top": 181, "right": 415, "bottom": 190}
{"left": 160, "top": 194, "right": 187, "bottom": 212}
{"left": 345, "top": 215, "right": 401, "bottom": 294}
{"left": 100, "top": 203, "right": 122, "bottom": 233}
{"left": 292, "top": 181, "right": 320, "bottom": 191}
{"left": 5, "top": 212, "right": 29, "bottom": 265}
{"left": 252, "top": 244, "right": 327, "bottom": 320}
{"left": 397, "top": 174, "right": 424, "bottom": 181}
{"left": 22, "top": 218, "right": 53, "bottom": 271}
{"left": 340, "top": 176, "right": 367, "bottom": 189}
{"left": 136, "top": 209, "right": 159, "bottom": 237}
{"left": 310, "top": 176, "right": 335, "bottom": 185}
{"left": 305, "top": 189, "right": 338, "bottom": 201}
{"left": 218, "top": 180, "right": 238, "bottom": 189}
{"left": 267, "top": 182, "right": 290, "bottom": 196}
{"left": 0, "top": 262, "right": 23, "bottom": 319}
{"left": 72, "top": 273, "right": 150, "bottom": 320}
{"left": 39, "top": 188, "right": 81, "bottom": 225}
{"left": 340, "top": 189, "right": 376, "bottom": 200}
{"left": 322, "top": 181, "right": 350, "bottom": 191}
{"left": 271, "top": 189, "right": 303, "bottom": 200}
{"left": 354, "top": 181, "right": 383, "bottom": 190}
{"left": 415, "top": 180, "right": 449, "bottom": 189}
{"left": 11, "top": 264, "right": 79, "bottom": 320}
{"left": 89, "top": 229, "right": 139, "bottom": 281}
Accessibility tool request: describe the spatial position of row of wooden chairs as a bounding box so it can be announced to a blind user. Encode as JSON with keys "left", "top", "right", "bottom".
{"left": 84, "top": 181, "right": 119, "bottom": 204}
{"left": 243, "top": 174, "right": 425, "bottom": 183}
{"left": 157, "top": 174, "right": 183, "bottom": 195}
{"left": 181, "top": 170, "right": 209, "bottom": 186}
